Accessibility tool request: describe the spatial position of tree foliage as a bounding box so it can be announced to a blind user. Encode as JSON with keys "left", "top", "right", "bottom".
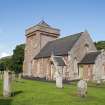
{"left": 0, "top": 56, "right": 12, "bottom": 71}
{"left": 12, "top": 44, "right": 25, "bottom": 73}
{"left": 0, "top": 44, "right": 25, "bottom": 73}
{"left": 94, "top": 41, "right": 105, "bottom": 50}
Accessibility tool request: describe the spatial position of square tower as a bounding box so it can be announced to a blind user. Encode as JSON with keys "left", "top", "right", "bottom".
{"left": 23, "top": 21, "right": 60, "bottom": 76}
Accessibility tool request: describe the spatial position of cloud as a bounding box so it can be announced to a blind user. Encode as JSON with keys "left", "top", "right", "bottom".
{"left": 0, "top": 52, "right": 12, "bottom": 58}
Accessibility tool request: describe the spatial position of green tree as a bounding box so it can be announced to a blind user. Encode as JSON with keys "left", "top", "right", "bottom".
{"left": 94, "top": 41, "right": 105, "bottom": 50}
{"left": 0, "top": 56, "right": 12, "bottom": 71}
{"left": 12, "top": 44, "right": 25, "bottom": 74}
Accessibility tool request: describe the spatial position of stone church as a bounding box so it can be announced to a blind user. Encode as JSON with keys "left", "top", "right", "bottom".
{"left": 23, "top": 21, "right": 105, "bottom": 81}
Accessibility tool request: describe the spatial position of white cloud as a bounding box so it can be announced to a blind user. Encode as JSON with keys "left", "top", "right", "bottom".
{"left": 0, "top": 52, "right": 12, "bottom": 58}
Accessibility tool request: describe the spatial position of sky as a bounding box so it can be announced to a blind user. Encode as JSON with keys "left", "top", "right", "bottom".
{"left": 0, "top": 0, "right": 105, "bottom": 58}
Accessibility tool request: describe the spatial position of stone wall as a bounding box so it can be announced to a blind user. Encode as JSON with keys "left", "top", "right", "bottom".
{"left": 32, "top": 58, "right": 51, "bottom": 79}
{"left": 78, "top": 51, "right": 105, "bottom": 81}
{"left": 93, "top": 51, "right": 105, "bottom": 81}
{"left": 32, "top": 56, "right": 68, "bottom": 80}
{"left": 67, "top": 31, "right": 97, "bottom": 80}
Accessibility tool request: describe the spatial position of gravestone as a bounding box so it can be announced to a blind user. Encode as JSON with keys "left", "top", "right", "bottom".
{"left": 55, "top": 68, "right": 63, "bottom": 88}
{"left": 3, "top": 71, "right": 12, "bottom": 97}
{"left": 96, "top": 80, "right": 101, "bottom": 85}
{"left": 77, "top": 80, "right": 87, "bottom": 97}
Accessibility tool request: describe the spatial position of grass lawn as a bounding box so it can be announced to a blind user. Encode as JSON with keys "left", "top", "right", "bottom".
{"left": 0, "top": 79, "right": 105, "bottom": 105}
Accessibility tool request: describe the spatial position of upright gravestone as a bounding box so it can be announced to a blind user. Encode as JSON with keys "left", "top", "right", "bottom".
{"left": 77, "top": 80, "right": 87, "bottom": 97}
{"left": 96, "top": 80, "right": 101, "bottom": 85}
{"left": 3, "top": 71, "right": 12, "bottom": 97}
{"left": 55, "top": 67, "right": 63, "bottom": 88}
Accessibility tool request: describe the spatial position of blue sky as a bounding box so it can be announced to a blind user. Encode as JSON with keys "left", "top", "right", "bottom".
{"left": 0, "top": 0, "right": 105, "bottom": 57}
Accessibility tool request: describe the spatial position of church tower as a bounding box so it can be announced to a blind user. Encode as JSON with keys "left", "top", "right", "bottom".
{"left": 23, "top": 21, "right": 60, "bottom": 76}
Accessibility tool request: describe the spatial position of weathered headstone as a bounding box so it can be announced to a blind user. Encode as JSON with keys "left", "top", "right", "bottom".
{"left": 55, "top": 69, "right": 63, "bottom": 88}
{"left": 3, "top": 71, "right": 12, "bottom": 97}
{"left": 77, "top": 80, "right": 87, "bottom": 97}
{"left": 96, "top": 80, "right": 101, "bottom": 85}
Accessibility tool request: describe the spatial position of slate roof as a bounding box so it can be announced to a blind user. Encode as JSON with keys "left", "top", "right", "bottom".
{"left": 34, "top": 32, "right": 83, "bottom": 59}
{"left": 79, "top": 51, "right": 101, "bottom": 64}
{"left": 52, "top": 56, "right": 66, "bottom": 66}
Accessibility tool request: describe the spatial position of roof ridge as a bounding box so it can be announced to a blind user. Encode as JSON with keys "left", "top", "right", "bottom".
{"left": 48, "top": 32, "right": 83, "bottom": 44}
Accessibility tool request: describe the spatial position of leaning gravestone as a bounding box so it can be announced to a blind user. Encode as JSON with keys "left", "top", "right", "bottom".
{"left": 77, "top": 80, "right": 87, "bottom": 97}
{"left": 3, "top": 71, "right": 12, "bottom": 97}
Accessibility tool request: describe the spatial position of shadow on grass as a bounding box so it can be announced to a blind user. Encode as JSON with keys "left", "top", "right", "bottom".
{"left": 11, "top": 91, "right": 23, "bottom": 97}
{"left": 0, "top": 98, "right": 12, "bottom": 105}
{"left": 15, "top": 80, "right": 25, "bottom": 83}
{"left": 70, "top": 92, "right": 100, "bottom": 102}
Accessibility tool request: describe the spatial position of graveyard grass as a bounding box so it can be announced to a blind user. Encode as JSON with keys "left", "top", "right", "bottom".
{"left": 0, "top": 79, "right": 105, "bottom": 105}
